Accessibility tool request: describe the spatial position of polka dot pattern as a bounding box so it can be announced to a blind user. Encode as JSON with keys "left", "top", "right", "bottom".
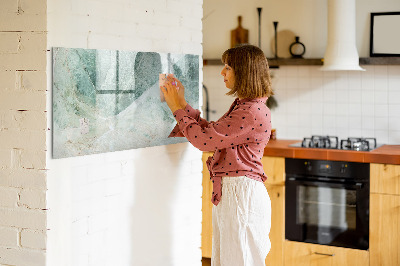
{"left": 169, "top": 97, "right": 272, "bottom": 206}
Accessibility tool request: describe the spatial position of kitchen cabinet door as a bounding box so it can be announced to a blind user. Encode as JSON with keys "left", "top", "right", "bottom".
{"left": 264, "top": 184, "right": 285, "bottom": 266}
{"left": 370, "top": 193, "right": 400, "bottom": 266}
{"left": 202, "top": 152, "right": 213, "bottom": 258}
{"left": 284, "top": 241, "right": 369, "bottom": 266}
{"left": 370, "top": 163, "right": 400, "bottom": 195}
{"left": 261, "top": 156, "right": 285, "bottom": 186}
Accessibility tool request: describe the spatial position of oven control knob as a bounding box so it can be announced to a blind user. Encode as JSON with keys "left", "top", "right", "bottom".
{"left": 340, "top": 164, "right": 347, "bottom": 174}
{"left": 304, "top": 162, "right": 312, "bottom": 171}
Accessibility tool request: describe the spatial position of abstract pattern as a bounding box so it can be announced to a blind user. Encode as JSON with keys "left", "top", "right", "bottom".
{"left": 52, "top": 47, "right": 199, "bottom": 158}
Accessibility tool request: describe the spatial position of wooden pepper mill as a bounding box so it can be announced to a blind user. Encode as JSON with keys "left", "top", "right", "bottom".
{"left": 231, "top": 16, "right": 249, "bottom": 48}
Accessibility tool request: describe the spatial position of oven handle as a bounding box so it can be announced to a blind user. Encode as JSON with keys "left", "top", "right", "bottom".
{"left": 314, "top": 252, "right": 335, "bottom": 257}
{"left": 286, "top": 177, "right": 364, "bottom": 189}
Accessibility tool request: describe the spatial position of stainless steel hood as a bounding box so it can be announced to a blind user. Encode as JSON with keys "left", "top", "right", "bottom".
{"left": 320, "top": 0, "right": 365, "bottom": 71}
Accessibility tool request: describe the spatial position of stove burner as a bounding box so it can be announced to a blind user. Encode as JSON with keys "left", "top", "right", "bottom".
{"left": 340, "top": 137, "right": 377, "bottom": 151}
{"left": 294, "top": 136, "right": 379, "bottom": 151}
{"left": 301, "top": 135, "right": 339, "bottom": 149}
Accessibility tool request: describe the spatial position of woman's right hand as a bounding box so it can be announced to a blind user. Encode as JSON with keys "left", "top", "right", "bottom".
{"left": 168, "top": 74, "right": 187, "bottom": 108}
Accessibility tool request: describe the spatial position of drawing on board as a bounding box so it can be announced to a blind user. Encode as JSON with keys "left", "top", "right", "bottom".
{"left": 52, "top": 47, "right": 199, "bottom": 158}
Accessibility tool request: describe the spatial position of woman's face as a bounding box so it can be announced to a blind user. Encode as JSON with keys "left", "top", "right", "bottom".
{"left": 220, "top": 64, "right": 235, "bottom": 89}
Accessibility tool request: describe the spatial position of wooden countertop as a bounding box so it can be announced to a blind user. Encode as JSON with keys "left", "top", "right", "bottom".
{"left": 263, "top": 139, "right": 400, "bottom": 165}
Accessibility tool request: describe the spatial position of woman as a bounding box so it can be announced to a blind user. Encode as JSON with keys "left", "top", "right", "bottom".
{"left": 161, "top": 44, "right": 273, "bottom": 266}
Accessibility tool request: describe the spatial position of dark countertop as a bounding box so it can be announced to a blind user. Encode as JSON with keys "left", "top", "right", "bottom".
{"left": 263, "top": 139, "right": 400, "bottom": 165}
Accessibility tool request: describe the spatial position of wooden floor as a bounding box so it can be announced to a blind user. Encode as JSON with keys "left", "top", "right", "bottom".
{"left": 202, "top": 257, "right": 211, "bottom": 266}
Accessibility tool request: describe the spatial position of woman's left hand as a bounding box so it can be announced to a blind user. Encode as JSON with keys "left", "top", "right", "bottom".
{"left": 161, "top": 76, "right": 185, "bottom": 113}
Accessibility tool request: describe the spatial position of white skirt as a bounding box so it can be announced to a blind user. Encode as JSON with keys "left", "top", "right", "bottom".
{"left": 212, "top": 176, "right": 271, "bottom": 266}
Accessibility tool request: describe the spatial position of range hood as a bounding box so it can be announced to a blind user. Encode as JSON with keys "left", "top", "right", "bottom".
{"left": 320, "top": 0, "right": 365, "bottom": 71}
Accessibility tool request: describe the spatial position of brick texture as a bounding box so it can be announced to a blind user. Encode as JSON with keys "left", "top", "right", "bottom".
{"left": 0, "top": 0, "right": 47, "bottom": 264}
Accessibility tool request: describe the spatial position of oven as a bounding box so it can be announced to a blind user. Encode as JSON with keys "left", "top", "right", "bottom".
{"left": 285, "top": 158, "right": 370, "bottom": 250}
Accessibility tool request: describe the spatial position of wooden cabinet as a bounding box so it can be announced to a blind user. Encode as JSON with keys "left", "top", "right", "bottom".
{"left": 264, "top": 184, "right": 284, "bottom": 266}
{"left": 201, "top": 152, "right": 213, "bottom": 258}
{"left": 370, "top": 163, "right": 400, "bottom": 266}
{"left": 370, "top": 163, "right": 400, "bottom": 195}
{"left": 262, "top": 156, "right": 285, "bottom": 266}
{"left": 284, "top": 241, "right": 369, "bottom": 266}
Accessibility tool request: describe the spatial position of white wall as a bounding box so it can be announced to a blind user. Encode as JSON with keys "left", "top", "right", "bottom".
{"left": 0, "top": 0, "right": 48, "bottom": 265}
{"left": 203, "top": 0, "right": 400, "bottom": 58}
{"left": 204, "top": 64, "right": 400, "bottom": 145}
{"left": 46, "top": 0, "right": 203, "bottom": 266}
{"left": 203, "top": 0, "right": 400, "bottom": 145}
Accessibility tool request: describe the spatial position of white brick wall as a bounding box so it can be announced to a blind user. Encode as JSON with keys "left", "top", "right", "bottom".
{"left": 0, "top": 0, "right": 48, "bottom": 265}
{"left": 46, "top": 1, "right": 203, "bottom": 266}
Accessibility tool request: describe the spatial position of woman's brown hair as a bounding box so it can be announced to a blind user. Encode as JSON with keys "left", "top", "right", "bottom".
{"left": 221, "top": 44, "right": 273, "bottom": 99}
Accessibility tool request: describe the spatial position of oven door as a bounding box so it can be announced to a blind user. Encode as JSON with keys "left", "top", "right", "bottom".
{"left": 285, "top": 177, "right": 369, "bottom": 250}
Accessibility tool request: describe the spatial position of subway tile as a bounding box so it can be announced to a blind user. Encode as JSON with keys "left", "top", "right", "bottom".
{"left": 374, "top": 117, "right": 389, "bottom": 131}
{"left": 323, "top": 86, "right": 336, "bottom": 103}
{"left": 298, "top": 77, "right": 311, "bottom": 89}
{"left": 388, "top": 65, "right": 400, "bottom": 76}
{"left": 388, "top": 117, "right": 400, "bottom": 131}
{"left": 286, "top": 77, "right": 299, "bottom": 89}
{"left": 349, "top": 128, "right": 362, "bottom": 137}
{"left": 323, "top": 103, "right": 336, "bottom": 115}
{"left": 323, "top": 115, "right": 336, "bottom": 129}
{"left": 362, "top": 116, "right": 375, "bottom": 130}
{"left": 336, "top": 90, "right": 349, "bottom": 103}
{"left": 374, "top": 90, "right": 388, "bottom": 104}
{"left": 298, "top": 67, "right": 311, "bottom": 78}
{"left": 389, "top": 104, "right": 400, "bottom": 117}
{"left": 361, "top": 75, "right": 374, "bottom": 91}
{"left": 273, "top": 66, "right": 287, "bottom": 77}
{"left": 310, "top": 77, "right": 324, "bottom": 89}
{"left": 311, "top": 102, "right": 324, "bottom": 113}
{"left": 362, "top": 129, "right": 375, "bottom": 138}
{"left": 310, "top": 66, "right": 324, "bottom": 77}
{"left": 374, "top": 77, "right": 388, "bottom": 91}
{"left": 348, "top": 103, "right": 362, "bottom": 116}
{"left": 297, "top": 89, "right": 313, "bottom": 103}
{"left": 388, "top": 131, "right": 400, "bottom": 144}
{"left": 375, "top": 104, "right": 389, "bottom": 117}
{"left": 336, "top": 75, "right": 349, "bottom": 90}
{"left": 361, "top": 90, "right": 374, "bottom": 104}
{"left": 336, "top": 103, "right": 349, "bottom": 116}
{"left": 311, "top": 127, "right": 324, "bottom": 136}
{"left": 285, "top": 66, "right": 298, "bottom": 77}
{"left": 361, "top": 103, "right": 375, "bottom": 116}
{"left": 311, "top": 114, "right": 324, "bottom": 129}
{"left": 348, "top": 73, "right": 362, "bottom": 90}
{"left": 322, "top": 70, "right": 335, "bottom": 78}
{"left": 348, "top": 90, "right": 362, "bottom": 103}
{"left": 362, "top": 65, "right": 375, "bottom": 74}
{"left": 348, "top": 116, "right": 362, "bottom": 129}
{"left": 336, "top": 115, "right": 349, "bottom": 129}
{"left": 374, "top": 65, "right": 388, "bottom": 77}
{"left": 311, "top": 87, "right": 323, "bottom": 101}
{"left": 388, "top": 75, "right": 400, "bottom": 91}
{"left": 388, "top": 91, "right": 400, "bottom": 104}
{"left": 336, "top": 128, "right": 349, "bottom": 140}
{"left": 374, "top": 130, "right": 389, "bottom": 144}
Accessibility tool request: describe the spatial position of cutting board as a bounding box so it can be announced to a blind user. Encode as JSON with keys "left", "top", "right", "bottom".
{"left": 231, "top": 16, "right": 249, "bottom": 48}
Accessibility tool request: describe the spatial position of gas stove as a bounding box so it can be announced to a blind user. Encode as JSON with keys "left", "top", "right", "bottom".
{"left": 289, "top": 135, "right": 381, "bottom": 151}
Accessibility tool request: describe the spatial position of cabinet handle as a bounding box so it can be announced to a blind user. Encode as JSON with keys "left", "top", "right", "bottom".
{"left": 314, "top": 252, "right": 335, "bottom": 257}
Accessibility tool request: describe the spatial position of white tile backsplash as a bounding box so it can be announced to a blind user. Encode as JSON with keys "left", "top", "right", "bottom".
{"left": 203, "top": 65, "right": 400, "bottom": 144}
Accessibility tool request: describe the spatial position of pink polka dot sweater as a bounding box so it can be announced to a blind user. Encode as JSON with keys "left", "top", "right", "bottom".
{"left": 169, "top": 97, "right": 272, "bottom": 206}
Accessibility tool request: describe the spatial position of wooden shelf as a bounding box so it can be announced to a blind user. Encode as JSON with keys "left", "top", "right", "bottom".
{"left": 203, "top": 57, "right": 400, "bottom": 67}
{"left": 203, "top": 58, "right": 323, "bottom": 67}
{"left": 359, "top": 57, "right": 400, "bottom": 65}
